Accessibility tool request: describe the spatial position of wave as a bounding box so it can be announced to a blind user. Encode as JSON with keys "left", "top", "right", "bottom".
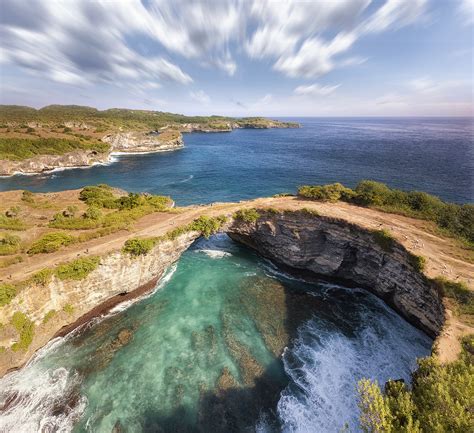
{"left": 196, "top": 249, "right": 232, "bottom": 259}
{"left": 273, "top": 296, "right": 431, "bottom": 433}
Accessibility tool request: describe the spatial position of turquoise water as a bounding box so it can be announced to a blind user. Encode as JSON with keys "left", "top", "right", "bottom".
{"left": 0, "top": 117, "right": 472, "bottom": 203}
{"left": 0, "top": 235, "right": 432, "bottom": 433}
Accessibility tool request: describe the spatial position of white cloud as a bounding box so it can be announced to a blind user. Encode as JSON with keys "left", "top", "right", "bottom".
{"left": 190, "top": 90, "right": 211, "bottom": 104}
{"left": 458, "top": 0, "right": 474, "bottom": 25}
{"left": 294, "top": 83, "right": 341, "bottom": 96}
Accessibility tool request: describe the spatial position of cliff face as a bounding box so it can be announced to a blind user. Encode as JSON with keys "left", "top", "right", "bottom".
{"left": 0, "top": 150, "right": 110, "bottom": 176}
{"left": 0, "top": 232, "right": 199, "bottom": 376}
{"left": 102, "top": 131, "right": 184, "bottom": 153}
{"left": 227, "top": 211, "right": 445, "bottom": 338}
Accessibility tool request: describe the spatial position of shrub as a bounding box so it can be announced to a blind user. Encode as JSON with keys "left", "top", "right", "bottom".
{"left": 27, "top": 232, "right": 76, "bottom": 254}
{"left": 298, "top": 183, "right": 355, "bottom": 202}
{"left": 21, "top": 190, "right": 35, "bottom": 203}
{"left": 79, "top": 184, "right": 118, "bottom": 208}
{"left": 31, "top": 268, "right": 54, "bottom": 286}
{"left": 0, "top": 233, "right": 21, "bottom": 255}
{"left": 409, "top": 254, "right": 426, "bottom": 272}
{"left": 353, "top": 180, "right": 393, "bottom": 206}
{"left": 55, "top": 256, "right": 100, "bottom": 280}
{"left": 0, "top": 215, "right": 26, "bottom": 230}
{"left": 189, "top": 215, "right": 226, "bottom": 238}
{"left": 43, "top": 310, "right": 56, "bottom": 324}
{"left": 233, "top": 208, "right": 261, "bottom": 223}
{"left": 0, "top": 283, "right": 17, "bottom": 306}
{"left": 122, "top": 238, "right": 156, "bottom": 256}
{"left": 83, "top": 205, "right": 102, "bottom": 220}
{"left": 10, "top": 311, "right": 34, "bottom": 351}
{"left": 0, "top": 255, "right": 23, "bottom": 269}
{"left": 432, "top": 277, "right": 474, "bottom": 319}
{"left": 372, "top": 229, "right": 395, "bottom": 252}
{"left": 358, "top": 350, "right": 474, "bottom": 433}
{"left": 26, "top": 127, "right": 35, "bottom": 133}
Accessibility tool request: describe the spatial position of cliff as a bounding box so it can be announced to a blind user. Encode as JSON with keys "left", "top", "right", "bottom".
{"left": 102, "top": 130, "right": 184, "bottom": 153}
{"left": 228, "top": 210, "right": 445, "bottom": 338}
{"left": 0, "top": 231, "right": 199, "bottom": 376}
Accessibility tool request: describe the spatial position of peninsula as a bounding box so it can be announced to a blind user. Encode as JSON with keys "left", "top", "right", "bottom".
{"left": 0, "top": 105, "right": 299, "bottom": 175}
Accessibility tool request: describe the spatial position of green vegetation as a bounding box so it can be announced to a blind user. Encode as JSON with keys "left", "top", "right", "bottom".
{"left": 0, "top": 137, "right": 109, "bottom": 161}
{"left": 122, "top": 238, "right": 156, "bottom": 257}
{"left": 298, "top": 180, "right": 474, "bottom": 246}
{"left": 372, "top": 229, "right": 395, "bottom": 252}
{"left": 21, "top": 190, "right": 35, "bottom": 203}
{"left": 233, "top": 208, "right": 261, "bottom": 223}
{"left": 0, "top": 283, "right": 17, "bottom": 306}
{"left": 409, "top": 254, "right": 426, "bottom": 272}
{"left": 0, "top": 233, "right": 21, "bottom": 255}
{"left": 55, "top": 256, "right": 100, "bottom": 281}
{"left": 42, "top": 310, "right": 56, "bottom": 324}
{"left": 63, "top": 304, "right": 74, "bottom": 315}
{"left": 358, "top": 338, "right": 474, "bottom": 433}
{"left": 432, "top": 277, "right": 474, "bottom": 322}
{"left": 10, "top": 311, "right": 34, "bottom": 351}
{"left": 188, "top": 215, "right": 227, "bottom": 238}
{"left": 298, "top": 183, "right": 355, "bottom": 202}
{"left": 31, "top": 268, "right": 54, "bottom": 286}
{"left": 0, "top": 214, "right": 27, "bottom": 230}
{"left": 27, "top": 232, "right": 75, "bottom": 255}
{"left": 79, "top": 184, "right": 118, "bottom": 208}
{"left": 0, "top": 255, "right": 23, "bottom": 269}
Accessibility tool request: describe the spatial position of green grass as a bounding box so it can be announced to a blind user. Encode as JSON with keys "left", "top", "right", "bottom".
{"left": 0, "top": 283, "right": 17, "bottom": 306}
{"left": 63, "top": 304, "right": 74, "bottom": 315}
{"left": 27, "top": 232, "right": 76, "bottom": 255}
{"left": 372, "top": 229, "right": 395, "bottom": 252}
{"left": 31, "top": 268, "right": 54, "bottom": 286}
{"left": 409, "top": 254, "right": 426, "bottom": 272}
{"left": 42, "top": 310, "right": 56, "bottom": 324}
{"left": 0, "top": 255, "right": 23, "bottom": 269}
{"left": 55, "top": 256, "right": 100, "bottom": 281}
{"left": 432, "top": 277, "right": 474, "bottom": 321}
{"left": 233, "top": 208, "right": 261, "bottom": 223}
{"left": 10, "top": 311, "right": 34, "bottom": 351}
{"left": 0, "top": 215, "right": 27, "bottom": 230}
{"left": 0, "top": 233, "right": 21, "bottom": 255}
{"left": 0, "top": 137, "right": 109, "bottom": 161}
{"left": 298, "top": 180, "right": 474, "bottom": 247}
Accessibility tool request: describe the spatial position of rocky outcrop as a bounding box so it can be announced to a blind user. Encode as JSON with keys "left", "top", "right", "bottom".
{"left": 0, "top": 231, "right": 199, "bottom": 376}
{"left": 102, "top": 131, "right": 184, "bottom": 153}
{"left": 0, "top": 150, "right": 110, "bottom": 176}
{"left": 228, "top": 210, "right": 445, "bottom": 338}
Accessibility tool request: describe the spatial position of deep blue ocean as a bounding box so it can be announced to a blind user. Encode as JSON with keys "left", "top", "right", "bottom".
{"left": 1, "top": 117, "right": 472, "bottom": 204}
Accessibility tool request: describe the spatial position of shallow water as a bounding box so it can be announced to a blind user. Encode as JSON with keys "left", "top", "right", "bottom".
{"left": 1, "top": 117, "right": 472, "bottom": 203}
{"left": 0, "top": 235, "right": 432, "bottom": 433}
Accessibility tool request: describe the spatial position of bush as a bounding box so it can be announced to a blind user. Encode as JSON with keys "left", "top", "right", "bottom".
{"left": 27, "top": 232, "right": 76, "bottom": 254}
{"left": 63, "top": 304, "right": 74, "bottom": 315}
{"left": 10, "top": 312, "right": 34, "bottom": 351}
{"left": 233, "top": 208, "right": 261, "bottom": 223}
{"left": 353, "top": 180, "right": 393, "bottom": 206}
{"left": 0, "top": 215, "right": 26, "bottom": 230}
{"left": 372, "top": 229, "right": 395, "bottom": 252}
{"left": 122, "top": 238, "right": 156, "bottom": 256}
{"left": 0, "top": 233, "right": 21, "bottom": 255}
{"left": 432, "top": 277, "right": 474, "bottom": 319}
{"left": 79, "top": 184, "right": 118, "bottom": 208}
{"left": 0, "top": 255, "right": 23, "bottom": 269}
{"left": 31, "top": 268, "right": 54, "bottom": 286}
{"left": 83, "top": 205, "right": 102, "bottom": 220}
{"left": 0, "top": 283, "right": 17, "bottom": 306}
{"left": 189, "top": 215, "right": 226, "bottom": 238}
{"left": 55, "top": 256, "right": 100, "bottom": 280}
{"left": 409, "top": 254, "right": 426, "bottom": 272}
{"left": 21, "top": 190, "right": 35, "bottom": 203}
{"left": 298, "top": 183, "right": 355, "bottom": 202}
{"left": 358, "top": 349, "right": 474, "bottom": 433}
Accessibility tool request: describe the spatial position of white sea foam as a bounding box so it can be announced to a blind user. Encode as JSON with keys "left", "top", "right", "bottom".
{"left": 197, "top": 249, "right": 232, "bottom": 259}
{"left": 274, "top": 297, "right": 431, "bottom": 433}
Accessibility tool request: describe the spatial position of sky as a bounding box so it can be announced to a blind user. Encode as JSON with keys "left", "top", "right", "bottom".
{"left": 0, "top": 0, "right": 473, "bottom": 117}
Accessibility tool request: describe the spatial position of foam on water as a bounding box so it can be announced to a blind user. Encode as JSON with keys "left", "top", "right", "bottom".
{"left": 274, "top": 294, "right": 431, "bottom": 433}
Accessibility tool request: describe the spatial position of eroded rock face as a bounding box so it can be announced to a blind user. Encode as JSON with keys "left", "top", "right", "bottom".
{"left": 0, "top": 150, "right": 110, "bottom": 176}
{"left": 228, "top": 211, "right": 444, "bottom": 338}
{"left": 102, "top": 131, "right": 184, "bottom": 153}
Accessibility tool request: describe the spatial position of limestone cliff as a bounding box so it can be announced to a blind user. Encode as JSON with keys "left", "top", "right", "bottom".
{"left": 228, "top": 210, "right": 445, "bottom": 338}
{"left": 0, "top": 231, "right": 199, "bottom": 376}
{"left": 0, "top": 150, "right": 110, "bottom": 176}
{"left": 102, "top": 130, "right": 184, "bottom": 153}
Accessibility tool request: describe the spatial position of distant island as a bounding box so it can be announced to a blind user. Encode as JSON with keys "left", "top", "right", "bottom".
{"left": 0, "top": 105, "right": 299, "bottom": 175}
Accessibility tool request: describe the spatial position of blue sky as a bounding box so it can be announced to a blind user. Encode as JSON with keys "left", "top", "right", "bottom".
{"left": 0, "top": 0, "right": 472, "bottom": 116}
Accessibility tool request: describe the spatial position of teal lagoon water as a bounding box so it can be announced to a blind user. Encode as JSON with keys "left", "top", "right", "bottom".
{"left": 0, "top": 117, "right": 472, "bottom": 203}
{"left": 0, "top": 235, "right": 432, "bottom": 433}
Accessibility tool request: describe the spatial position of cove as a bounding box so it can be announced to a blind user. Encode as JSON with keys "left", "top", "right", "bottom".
{"left": 0, "top": 235, "right": 432, "bottom": 433}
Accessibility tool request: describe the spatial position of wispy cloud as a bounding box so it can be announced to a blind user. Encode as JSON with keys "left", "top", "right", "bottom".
{"left": 190, "top": 90, "right": 211, "bottom": 104}
{"left": 294, "top": 83, "right": 341, "bottom": 96}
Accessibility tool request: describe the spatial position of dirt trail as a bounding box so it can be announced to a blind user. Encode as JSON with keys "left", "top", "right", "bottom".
{"left": 1, "top": 196, "right": 473, "bottom": 362}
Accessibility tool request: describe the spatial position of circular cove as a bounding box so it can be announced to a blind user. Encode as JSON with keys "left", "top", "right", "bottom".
{"left": 0, "top": 234, "right": 432, "bottom": 433}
